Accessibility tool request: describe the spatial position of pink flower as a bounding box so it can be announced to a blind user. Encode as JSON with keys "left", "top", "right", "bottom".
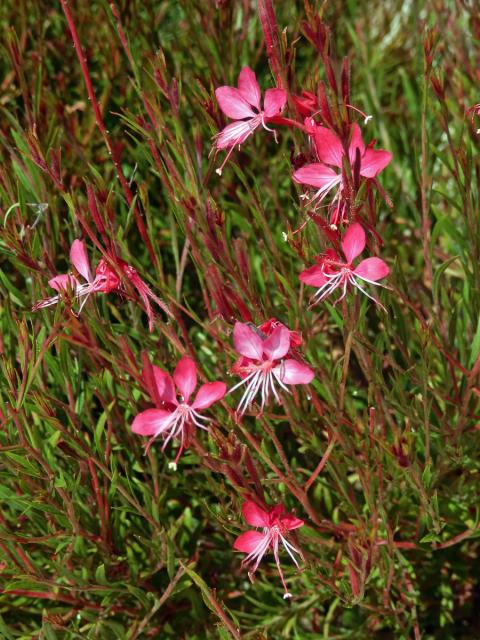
{"left": 230, "top": 322, "right": 314, "bottom": 416}
{"left": 299, "top": 223, "right": 389, "bottom": 308}
{"left": 214, "top": 66, "right": 287, "bottom": 175}
{"left": 131, "top": 356, "right": 226, "bottom": 459}
{"left": 293, "top": 123, "right": 392, "bottom": 226}
{"left": 32, "top": 239, "right": 118, "bottom": 313}
{"left": 33, "top": 240, "right": 170, "bottom": 332}
{"left": 234, "top": 501, "right": 304, "bottom": 599}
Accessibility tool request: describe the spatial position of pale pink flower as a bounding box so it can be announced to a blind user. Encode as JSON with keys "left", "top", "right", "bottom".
{"left": 299, "top": 223, "right": 389, "bottom": 308}
{"left": 293, "top": 124, "right": 392, "bottom": 226}
{"left": 214, "top": 67, "right": 287, "bottom": 174}
{"left": 230, "top": 322, "right": 314, "bottom": 417}
{"left": 33, "top": 239, "right": 170, "bottom": 331}
{"left": 132, "top": 356, "right": 226, "bottom": 459}
{"left": 234, "top": 501, "right": 304, "bottom": 599}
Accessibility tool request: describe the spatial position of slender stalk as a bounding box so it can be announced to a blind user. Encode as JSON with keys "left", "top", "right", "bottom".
{"left": 59, "top": 0, "right": 156, "bottom": 264}
{"left": 305, "top": 436, "right": 336, "bottom": 492}
{"left": 421, "top": 40, "right": 433, "bottom": 288}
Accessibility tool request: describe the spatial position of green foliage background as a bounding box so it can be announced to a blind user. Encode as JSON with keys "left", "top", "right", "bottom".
{"left": 0, "top": 0, "right": 479, "bottom": 637}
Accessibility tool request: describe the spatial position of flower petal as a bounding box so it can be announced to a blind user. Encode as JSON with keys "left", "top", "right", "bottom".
{"left": 70, "top": 239, "right": 92, "bottom": 282}
{"left": 354, "top": 257, "right": 389, "bottom": 281}
{"left": 299, "top": 264, "right": 328, "bottom": 288}
{"left": 274, "top": 359, "right": 314, "bottom": 385}
{"left": 131, "top": 408, "right": 173, "bottom": 436}
{"left": 347, "top": 123, "right": 366, "bottom": 167}
{"left": 314, "top": 127, "right": 344, "bottom": 167}
{"left": 48, "top": 274, "right": 79, "bottom": 292}
{"left": 215, "top": 87, "right": 256, "bottom": 120}
{"left": 234, "top": 530, "right": 268, "bottom": 553}
{"left": 192, "top": 381, "right": 227, "bottom": 410}
{"left": 293, "top": 163, "right": 340, "bottom": 189}
{"left": 152, "top": 366, "right": 176, "bottom": 404}
{"left": 342, "top": 223, "right": 366, "bottom": 263}
{"left": 263, "top": 88, "right": 287, "bottom": 118}
{"left": 233, "top": 322, "right": 264, "bottom": 360}
{"left": 262, "top": 325, "right": 291, "bottom": 361}
{"left": 243, "top": 501, "right": 270, "bottom": 527}
{"left": 360, "top": 148, "right": 392, "bottom": 178}
{"left": 280, "top": 515, "right": 304, "bottom": 530}
{"left": 173, "top": 357, "right": 197, "bottom": 403}
{"left": 237, "top": 66, "right": 261, "bottom": 110}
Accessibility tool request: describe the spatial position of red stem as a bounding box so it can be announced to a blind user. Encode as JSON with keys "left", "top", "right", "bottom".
{"left": 59, "top": 0, "right": 156, "bottom": 264}
{"left": 305, "top": 435, "right": 336, "bottom": 491}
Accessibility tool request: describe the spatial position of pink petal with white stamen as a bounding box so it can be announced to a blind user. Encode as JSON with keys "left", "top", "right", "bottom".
{"left": 233, "top": 322, "right": 264, "bottom": 360}
{"left": 274, "top": 359, "right": 314, "bottom": 385}
{"left": 131, "top": 408, "right": 173, "bottom": 436}
{"left": 263, "top": 88, "right": 287, "bottom": 118}
{"left": 152, "top": 366, "right": 177, "bottom": 405}
{"left": 262, "top": 325, "right": 291, "bottom": 361}
{"left": 293, "top": 163, "right": 340, "bottom": 189}
{"left": 215, "top": 87, "right": 256, "bottom": 119}
{"left": 192, "top": 382, "right": 227, "bottom": 410}
{"left": 173, "top": 357, "right": 197, "bottom": 403}
{"left": 354, "top": 257, "right": 389, "bottom": 281}
{"left": 48, "top": 274, "right": 79, "bottom": 291}
{"left": 237, "top": 67, "right": 261, "bottom": 110}
{"left": 342, "top": 223, "right": 366, "bottom": 263}
{"left": 360, "top": 148, "right": 392, "bottom": 178}
{"left": 243, "top": 501, "right": 270, "bottom": 527}
{"left": 314, "top": 127, "right": 344, "bottom": 167}
{"left": 234, "top": 530, "right": 268, "bottom": 553}
{"left": 70, "top": 239, "right": 92, "bottom": 282}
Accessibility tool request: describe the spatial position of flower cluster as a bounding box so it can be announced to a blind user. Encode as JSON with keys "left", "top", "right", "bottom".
{"left": 213, "top": 67, "right": 393, "bottom": 592}
{"left": 30, "top": 62, "right": 392, "bottom": 600}
{"left": 215, "top": 66, "right": 391, "bottom": 308}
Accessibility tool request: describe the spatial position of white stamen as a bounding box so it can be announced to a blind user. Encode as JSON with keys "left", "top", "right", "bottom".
{"left": 232, "top": 362, "right": 292, "bottom": 416}
{"left": 145, "top": 403, "right": 209, "bottom": 459}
